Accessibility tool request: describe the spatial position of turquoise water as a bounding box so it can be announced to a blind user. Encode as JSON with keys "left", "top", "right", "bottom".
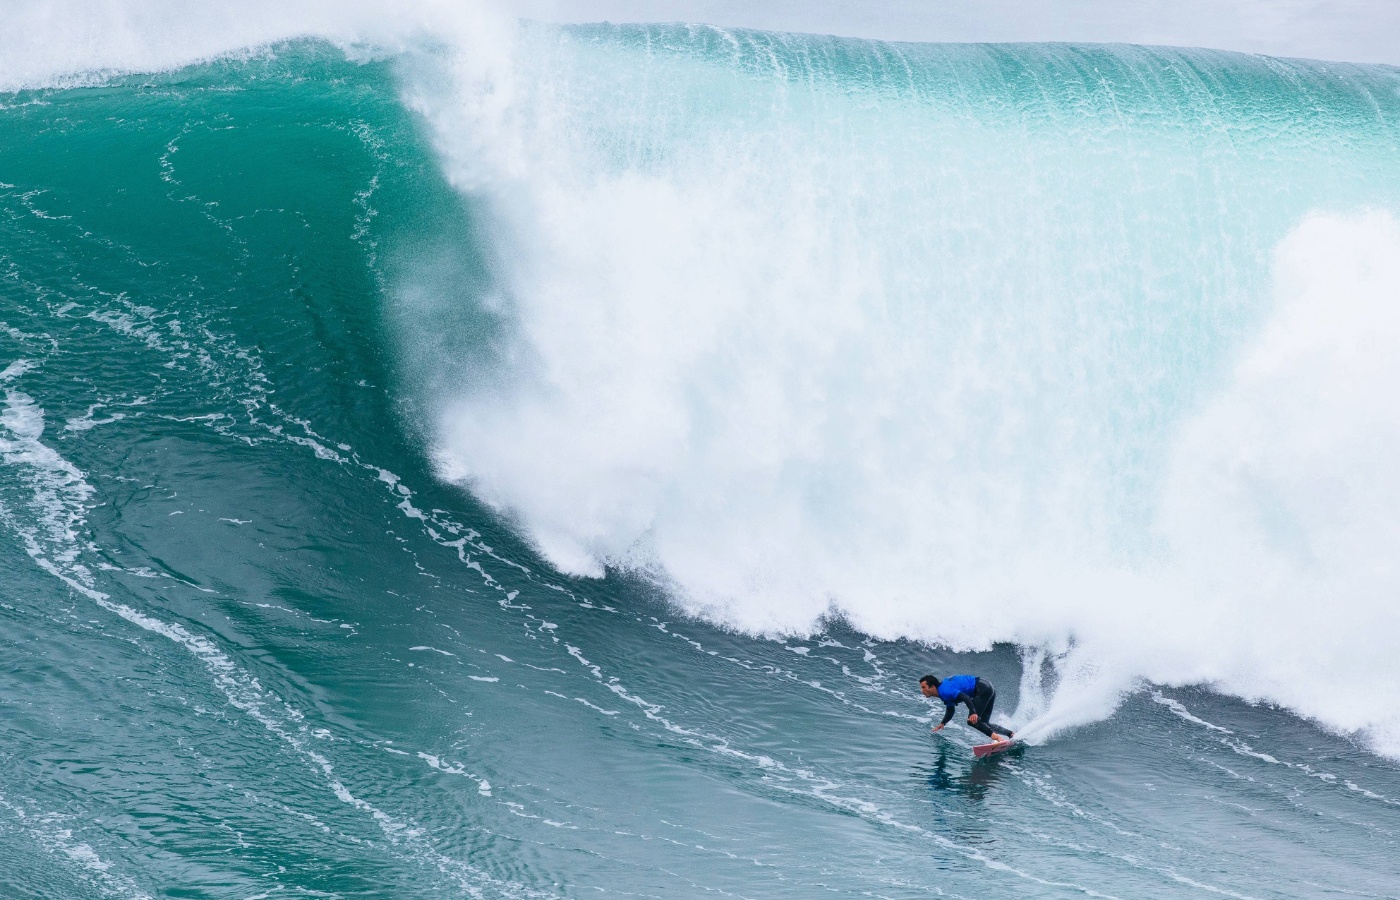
{"left": 3, "top": 27, "right": 1400, "bottom": 897}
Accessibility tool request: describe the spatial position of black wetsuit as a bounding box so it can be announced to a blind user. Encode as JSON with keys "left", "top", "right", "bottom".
{"left": 939, "top": 677, "right": 1013, "bottom": 740}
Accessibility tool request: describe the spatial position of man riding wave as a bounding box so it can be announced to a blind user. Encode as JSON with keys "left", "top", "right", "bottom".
{"left": 920, "top": 674, "right": 1014, "bottom": 743}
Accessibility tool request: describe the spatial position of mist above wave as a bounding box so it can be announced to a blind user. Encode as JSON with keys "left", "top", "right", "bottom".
{"left": 0, "top": 0, "right": 517, "bottom": 92}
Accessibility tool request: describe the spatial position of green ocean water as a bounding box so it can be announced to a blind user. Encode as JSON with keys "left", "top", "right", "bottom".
{"left": 3, "top": 28, "right": 1400, "bottom": 898}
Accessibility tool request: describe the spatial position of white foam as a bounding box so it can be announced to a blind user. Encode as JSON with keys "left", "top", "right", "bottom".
{"left": 1149, "top": 212, "right": 1400, "bottom": 754}
{"left": 575, "top": 697, "right": 620, "bottom": 716}
{"left": 1151, "top": 692, "right": 1232, "bottom": 735}
{"left": 1006, "top": 214, "right": 1400, "bottom": 750}
{"left": 417, "top": 38, "right": 1400, "bottom": 758}
{"left": 377, "top": 5, "right": 1400, "bottom": 753}
{"left": 0, "top": 359, "right": 35, "bottom": 382}
{"left": 64, "top": 403, "right": 126, "bottom": 432}
{"left": 409, "top": 645, "right": 458, "bottom": 656}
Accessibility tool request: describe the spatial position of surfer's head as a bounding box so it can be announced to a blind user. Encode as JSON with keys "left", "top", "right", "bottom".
{"left": 919, "top": 675, "right": 940, "bottom": 697}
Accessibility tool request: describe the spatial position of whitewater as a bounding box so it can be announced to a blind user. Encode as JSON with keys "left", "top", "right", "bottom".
{"left": 2, "top": 1, "right": 1400, "bottom": 897}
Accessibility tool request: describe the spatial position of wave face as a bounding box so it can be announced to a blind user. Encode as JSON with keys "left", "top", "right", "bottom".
{"left": 3, "top": 18, "right": 1400, "bottom": 898}
{"left": 403, "top": 26, "right": 1400, "bottom": 749}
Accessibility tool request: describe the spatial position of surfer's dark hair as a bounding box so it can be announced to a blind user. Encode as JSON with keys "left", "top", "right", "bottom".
{"left": 920, "top": 674, "right": 940, "bottom": 688}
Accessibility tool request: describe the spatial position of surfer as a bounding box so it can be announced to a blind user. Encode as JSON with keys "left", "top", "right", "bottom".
{"left": 921, "top": 674, "right": 1014, "bottom": 742}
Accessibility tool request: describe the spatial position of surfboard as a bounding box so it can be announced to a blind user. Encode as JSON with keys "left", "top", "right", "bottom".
{"left": 972, "top": 739, "right": 1019, "bottom": 758}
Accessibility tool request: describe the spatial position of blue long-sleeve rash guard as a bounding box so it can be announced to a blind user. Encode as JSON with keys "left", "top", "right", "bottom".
{"left": 937, "top": 674, "right": 980, "bottom": 726}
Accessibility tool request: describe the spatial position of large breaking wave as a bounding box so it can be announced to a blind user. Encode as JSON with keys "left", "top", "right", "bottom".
{"left": 10, "top": 2, "right": 1400, "bottom": 754}
{"left": 400, "top": 27, "right": 1400, "bottom": 751}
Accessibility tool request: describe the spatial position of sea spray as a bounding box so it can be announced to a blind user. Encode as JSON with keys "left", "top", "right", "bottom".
{"left": 396, "top": 29, "right": 1400, "bottom": 751}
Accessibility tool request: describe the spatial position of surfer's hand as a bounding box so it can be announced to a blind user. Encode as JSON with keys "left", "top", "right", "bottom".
{"left": 967, "top": 714, "right": 979, "bottom": 725}
{"left": 932, "top": 723, "right": 944, "bottom": 733}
